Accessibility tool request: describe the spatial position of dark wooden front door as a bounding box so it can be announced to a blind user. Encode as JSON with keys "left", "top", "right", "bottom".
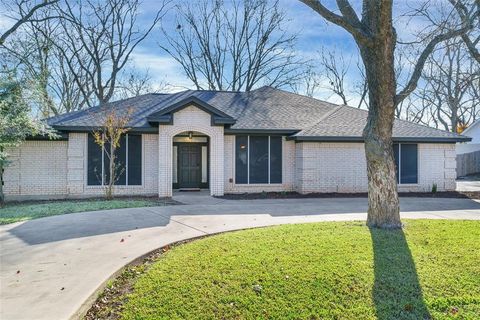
{"left": 178, "top": 144, "right": 202, "bottom": 188}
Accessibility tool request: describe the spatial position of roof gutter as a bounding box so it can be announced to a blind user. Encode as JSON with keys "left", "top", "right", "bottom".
{"left": 224, "top": 128, "right": 300, "bottom": 135}
{"left": 51, "top": 125, "right": 159, "bottom": 133}
{"left": 287, "top": 135, "right": 472, "bottom": 143}
{"left": 26, "top": 132, "right": 69, "bottom": 141}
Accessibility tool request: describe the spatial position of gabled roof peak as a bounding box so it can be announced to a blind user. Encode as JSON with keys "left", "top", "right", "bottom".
{"left": 146, "top": 95, "right": 236, "bottom": 126}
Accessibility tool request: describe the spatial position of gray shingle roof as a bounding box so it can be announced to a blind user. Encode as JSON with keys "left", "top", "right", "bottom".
{"left": 47, "top": 86, "right": 470, "bottom": 142}
{"left": 295, "top": 104, "right": 467, "bottom": 141}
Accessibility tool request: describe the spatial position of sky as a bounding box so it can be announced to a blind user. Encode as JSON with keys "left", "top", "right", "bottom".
{"left": 0, "top": 0, "right": 438, "bottom": 104}
{"left": 129, "top": 0, "right": 362, "bottom": 98}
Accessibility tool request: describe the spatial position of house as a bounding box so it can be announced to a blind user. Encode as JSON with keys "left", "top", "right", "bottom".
{"left": 456, "top": 119, "right": 480, "bottom": 176}
{"left": 3, "top": 87, "right": 470, "bottom": 200}
{"left": 456, "top": 119, "right": 480, "bottom": 155}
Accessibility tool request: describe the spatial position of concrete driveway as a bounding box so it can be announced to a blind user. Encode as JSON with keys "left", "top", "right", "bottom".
{"left": 457, "top": 174, "right": 480, "bottom": 192}
{"left": 1, "top": 197, "right": 480, "bottom": 320}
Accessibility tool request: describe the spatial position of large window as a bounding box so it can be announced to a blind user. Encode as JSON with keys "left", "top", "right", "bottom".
{"left": 235, "top": 135, "right": 282, "bottom": 184}
{"left": 393, "top": 143, "right": 418, "bottom": 184}
{"left": 87, "top": 133, "right": 142, "bottom": 186}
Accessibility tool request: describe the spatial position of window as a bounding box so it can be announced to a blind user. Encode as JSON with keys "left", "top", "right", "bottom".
{"left": 393, "top": 143, "right": 418, "bottom": 184}
{"left": 87, "top": 133, "right": 142, "bottom": 186}
{"left": 249, "top": 136, "right": 269, "bottom": 183}
{"left": 235, "top": 135, "right": 282, "bottom": 184}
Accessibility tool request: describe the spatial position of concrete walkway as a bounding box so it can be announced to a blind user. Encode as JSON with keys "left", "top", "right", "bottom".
{"left": 1, "top": 197, "right": 479, "bottom": 320}
{"left": 456, "top": 176, "right": 480, "bottom": 192}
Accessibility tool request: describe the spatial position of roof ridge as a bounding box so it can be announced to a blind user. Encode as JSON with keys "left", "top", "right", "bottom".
{"left": 188, "top": 88, "right": 244, "bottom": 94}
{"left": 272, "top": 86, "right": 346, "bottom": 109}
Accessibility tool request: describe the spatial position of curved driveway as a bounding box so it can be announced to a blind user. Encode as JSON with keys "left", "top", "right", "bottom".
{"left": 1, "top": 196, "right": 480, "bottom": 320}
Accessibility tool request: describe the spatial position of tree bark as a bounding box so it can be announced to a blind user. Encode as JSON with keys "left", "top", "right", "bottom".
{"left": 358, "top": 21, "right": 401, "bottom": 229}
{"left": 299, "top": 0, "right": 474, "bottom": 229}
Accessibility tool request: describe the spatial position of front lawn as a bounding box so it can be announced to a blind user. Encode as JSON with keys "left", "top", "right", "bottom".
{"left": 0, "top": 198, "right": 172, "bottom": 225}
{"left": 88, "top": 220, "right": 480, "bottom": 320}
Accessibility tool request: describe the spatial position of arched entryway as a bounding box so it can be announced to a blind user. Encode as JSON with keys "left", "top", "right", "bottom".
{"left": 157, "top": 104, "right": 225, "bottom": 197}
{"left": 173, "top": 131, "right": 209, "bottom": 190}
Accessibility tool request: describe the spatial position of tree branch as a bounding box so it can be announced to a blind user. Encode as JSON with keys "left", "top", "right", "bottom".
{"left": 395, "top": 9, "right": 478, "bottom": 106}
{"left": 0, "top": 0, "right": 59, "bottom": 45}
{"left": 299, "top": 0, "right": 372, "bottom": 45}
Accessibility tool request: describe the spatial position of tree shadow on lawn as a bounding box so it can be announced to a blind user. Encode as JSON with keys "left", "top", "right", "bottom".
{"left": 370, "top": 227, "right": 431, "bottom": 320}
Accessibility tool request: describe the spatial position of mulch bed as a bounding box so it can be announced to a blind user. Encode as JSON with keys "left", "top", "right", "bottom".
{"left": 84, "top": 237, "right": 203, "bottom": 320}
{"left": 217, "top": 191, "right": 480, "bottom": 200}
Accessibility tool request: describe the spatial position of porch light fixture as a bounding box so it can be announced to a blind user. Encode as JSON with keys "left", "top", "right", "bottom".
{"left": 188, "top": 131, "right": 193, "bottom": 140}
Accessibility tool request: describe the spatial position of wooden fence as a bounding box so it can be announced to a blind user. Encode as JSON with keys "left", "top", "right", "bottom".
{"left": 456, "top": 150, "right": 480, "bottom": 177}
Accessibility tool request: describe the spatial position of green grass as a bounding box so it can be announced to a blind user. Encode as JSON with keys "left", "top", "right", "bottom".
{"left": 117, "top": 220, "right": 479, "bottom": 320}
{"left": 0, "top": 198, "right": 166, "bottom": 225}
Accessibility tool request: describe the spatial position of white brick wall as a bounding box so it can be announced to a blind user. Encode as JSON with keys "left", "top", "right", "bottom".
{"left": 295, "top": 142, "right": 457, "bottom": 193}
{"left": 76, "top": 133, "right": 159, "bottom": 197}
{"left": 224, "top": 135, "right": 296, "bottom": 193}
{"left": 3, "top": 134, "right": 158, "bottom": 200}
{"left": 4, "top": 141, "right": 68, "bottom": 199}
{"left": 3, "top": 125, "right": 457, "bottom": 200}
{"left": 295, "top": 142, "right": 368, "bottom": 193}
{"left": 415, "top": 143, "right": 457, "bottom": 191}
{"left": 158, "top": 105, "right": 224, "bottom": 197}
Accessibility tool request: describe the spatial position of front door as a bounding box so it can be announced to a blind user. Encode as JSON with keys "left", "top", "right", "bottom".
{"left": 178, "top": 144, "right": 202, "bottom": 189}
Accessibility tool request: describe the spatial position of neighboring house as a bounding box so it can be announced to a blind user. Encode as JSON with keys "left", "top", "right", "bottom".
{"left": 456, "top": 119, "right": 480, "bottom": 177}
{"left": 456, "top": 119, "right": 480, "bottom": 155}
{"left": 3, "top": 87, "right": 470, "bottom": 200}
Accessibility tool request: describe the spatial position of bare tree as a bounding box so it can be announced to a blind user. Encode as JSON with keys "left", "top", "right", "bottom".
{"left": 415, "top": 39, "right": 479, "bottom": 132}
{"left": 92, "top": 108, "right": 132, "bottom": 200}
{"left": 50, "top": 0, "right": 166, "bottom": 106}
{"left": 0, "top": 0, "right": 59, "bottom": 45}
{"left": 2, "top": 16, "right": 92, "bottom": 116}
{"left": 318, "top": 47, "right": 350, "bottom": 105}
{"left": 300, "top": 0, "right": 477, "bottom": 228}
{"left": 449, "top": 0, "right": 480, "bottom": 63}
{"left": 291, "top": 69, "right": 322, "bottom": 98}
{"left": 162, "top": 0, "right": 306, "bottom": 91}
{"left": 315, "top": 47, "right": 368, "bottom": 108}
{"left": 116, "top": 69, "right": 167, "bottom": 99}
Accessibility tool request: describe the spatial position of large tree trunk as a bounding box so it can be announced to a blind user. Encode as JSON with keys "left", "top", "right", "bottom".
{"left": 359, "top": 24, "right": 401, "bottom": 229}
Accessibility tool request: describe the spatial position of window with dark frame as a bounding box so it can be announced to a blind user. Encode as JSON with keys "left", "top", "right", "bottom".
{"left": 235, "top": 135, "right": 282, "bottom": 184}
{"left": 87, "top": 133, "right": 142, "bottom": 186}
{"left": 393, "top": 143, "right": 418, "bottom": 184}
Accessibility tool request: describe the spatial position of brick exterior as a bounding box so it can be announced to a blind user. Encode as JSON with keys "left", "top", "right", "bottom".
{"left": 224, "top": 135, "right": 296, "bottom": 193}
{"left": 4, "top": 134, "right": 158, "bottom": 200}
{"left": 158, "top": 105, "right": 224, "bottom": 197}
{"left": 4, "top": 141, "right": 68, "bottom": 198}
{"left": 3, "top": 112, "right": 457, "bottom": 200}
{"left": 72, "top": 133, "right": 159, "bottom": 197}
{"left": 295, "top": 142, "right": 457, "bottom": 193}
